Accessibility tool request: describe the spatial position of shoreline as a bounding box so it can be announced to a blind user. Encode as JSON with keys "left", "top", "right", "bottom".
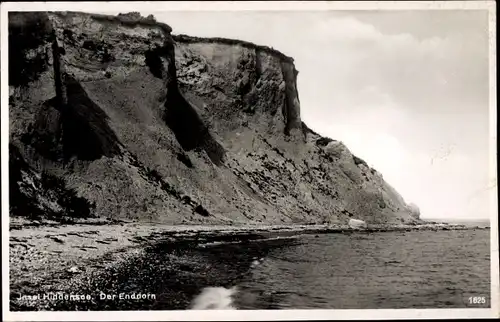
{"left": 9, "top": 219, "right": 489, "bottom": 311}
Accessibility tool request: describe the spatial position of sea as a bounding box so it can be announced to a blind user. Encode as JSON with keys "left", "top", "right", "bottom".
{"left": 194, "top": 228, "right": 491, "bottom": 309}
{"left": 10, "top": 226, "right": 491, "bottom": 311}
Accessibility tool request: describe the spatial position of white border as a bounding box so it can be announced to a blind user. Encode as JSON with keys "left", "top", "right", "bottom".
{"left": 0, "top": 1, "right": 497, "bottom": 11}
{"left": 1, "top": 2, "right": 12, "bottom": 320}
{"left": 487, "top": 3, "right": 499, "bottom": 319}
{"left": 1, "top": 1, "right": 498, "bottom": 321}
{"left": 2, "top": 309, "right": 497, "bottom": 321}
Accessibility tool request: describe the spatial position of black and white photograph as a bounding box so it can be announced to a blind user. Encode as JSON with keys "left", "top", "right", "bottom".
{"left": 1, "top": 1, "right": 498, "bottom": 320}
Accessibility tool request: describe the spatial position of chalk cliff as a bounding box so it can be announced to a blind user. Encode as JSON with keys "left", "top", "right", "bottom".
{"left": 8, "top": 11, "right": 419, "bottom": 225}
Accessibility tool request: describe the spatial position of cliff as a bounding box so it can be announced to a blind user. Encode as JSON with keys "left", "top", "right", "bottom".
{"left": 8, "top": 11, "right": 419, "bottom": 226}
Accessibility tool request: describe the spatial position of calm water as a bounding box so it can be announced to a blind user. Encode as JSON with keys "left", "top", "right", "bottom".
{"left": 11, "top": 228, "right": 491, "bottom": 311}
{"left": 224, "top": 230, "right": 491, "bottom": 309}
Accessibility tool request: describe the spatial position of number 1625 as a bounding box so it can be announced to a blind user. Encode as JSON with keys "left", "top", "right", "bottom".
{"left": 469, "top": 296, "right": 486, "bottom": 304}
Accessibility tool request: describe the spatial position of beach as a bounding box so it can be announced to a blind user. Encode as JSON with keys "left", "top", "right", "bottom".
{"left": 9, "top": 218, "right": 489, "bottom": 310}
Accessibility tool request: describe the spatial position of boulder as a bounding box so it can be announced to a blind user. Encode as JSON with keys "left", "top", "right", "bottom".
{"left": 348, "top": 218, "right": 367, "bottom": 229}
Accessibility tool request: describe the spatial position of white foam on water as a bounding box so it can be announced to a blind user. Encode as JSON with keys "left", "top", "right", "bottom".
{"left": 189, "top": 286, "right": 238, "bottom": 310}
{"left": 198, "top": 235, "right": 300, "bottom": 248}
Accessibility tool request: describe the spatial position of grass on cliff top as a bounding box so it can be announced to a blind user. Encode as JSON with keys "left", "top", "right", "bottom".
{"left": 51, "top": 11, "right": 172, "bottom": 33}
{"left": 173, "top": 34, "right": 294, "bottom": 63}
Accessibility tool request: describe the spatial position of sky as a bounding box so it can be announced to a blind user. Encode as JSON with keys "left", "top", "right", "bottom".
{"left": 99, "top": 9, "right": 493, "bottom": 221}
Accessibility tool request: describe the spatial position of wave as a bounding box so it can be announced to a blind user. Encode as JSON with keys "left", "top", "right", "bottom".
{"left": 189, "top": 286, "right": 238, "bottom": 310}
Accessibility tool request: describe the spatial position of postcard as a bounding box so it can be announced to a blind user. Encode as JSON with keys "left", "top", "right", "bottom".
{"left": 1, "top": 1, "right": 498, "bottom": 320}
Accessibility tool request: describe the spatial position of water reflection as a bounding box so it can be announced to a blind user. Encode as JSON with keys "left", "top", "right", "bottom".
{"left": 231, "top": 230, "right": 490, "bottom": 309}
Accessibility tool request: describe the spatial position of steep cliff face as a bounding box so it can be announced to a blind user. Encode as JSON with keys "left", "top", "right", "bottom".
{"left": 8, "top": 11, "right": 418, "bottom": 225}
{"left": 173, "top": 35, "right": 303, "bottom": 139}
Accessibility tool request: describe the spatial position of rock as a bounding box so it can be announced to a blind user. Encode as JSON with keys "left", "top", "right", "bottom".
{"left": 67, "top": 266, "right": 82, "bottom": 274}
{"left": 348, "top": 218, "right": 367, "bottom": 229}
{"left": 408, "top": 202, "right": 421, "bottom": 219}
{"left": 8, "top": 11, "right": 417, "bottom": 226}
{"left": 194, "top": 205, "right": 210, "bottom": 217}
{"left": 50, "top": 237, "right": 65, "bottom": 244}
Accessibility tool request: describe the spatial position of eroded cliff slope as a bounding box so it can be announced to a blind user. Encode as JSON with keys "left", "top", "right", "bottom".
{"left": 8, "top": 11, "right": 419, "bottom": 225}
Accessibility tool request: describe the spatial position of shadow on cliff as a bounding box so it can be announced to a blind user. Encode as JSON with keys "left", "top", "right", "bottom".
{"left": 163, "top": 87, "right": 226, "bottom": 166}
{"left": 145, "top": 45, "right": 226, "bottom": 166}
{"left": 22, "top": 74, "right": 122, "bottom": 163}
{"left": 8, "top": 12, "right": 54, "bottom": 87}
{"left": 9, "top": 144, "right": 96, "bottom": 221}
